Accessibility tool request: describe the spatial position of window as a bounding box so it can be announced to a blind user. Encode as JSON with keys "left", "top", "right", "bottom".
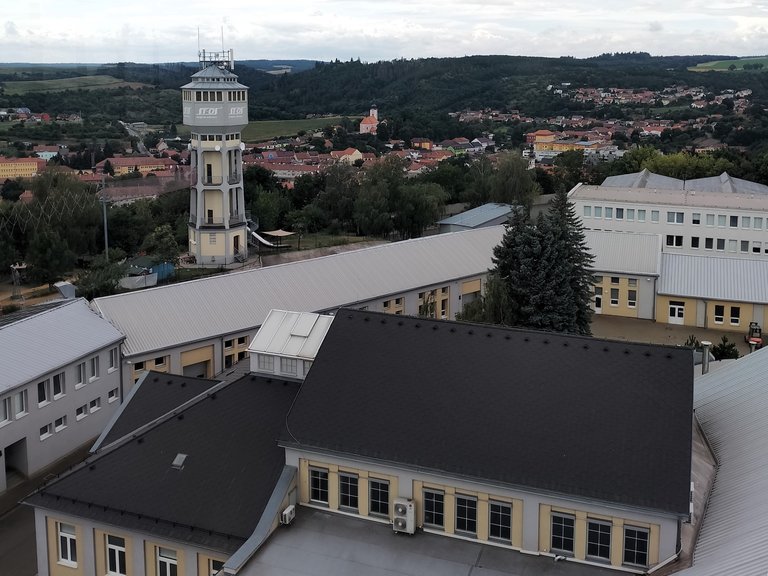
{"left": 209, "top": 234, "right": 216, "bottom": 245}
{"left": 108, "top": 388, "right": 119, "bottom": 403}
{"left": 730, "top": 306, "right": 741, "bottom": 325}
{"left": 728, "top": 239, "right": 737, "bottom": 252}
{"left": 76, "top": 405, "right": 88, "bottom": 420}
{"left": 637, "top": 209, "right": 646, "bottom": 222}
{"left": 134, "top": 361, "right": 145, "bottom": 371}
{"left": 1, "top": 397, "right": 11, "bottom": 424}
{"left": 604, "top": 207, "right": 613, "bottom": 219}
{"left": 15, "top": 390, "right": 27, "bottom": 417}
{"left": 583, "top": 206, "right": 592, "bottom": 217}
{"left": 423, "top": 489, "right": 444, "bottom": 528}
{"left": 38, "top": 379, "right": 51, "bottom": 405}
{"left": 455, "top": 495, "right": 477, "bottom": 535}
{"left": 224, "top": 354, "right": 234, "bottom": 369}
{"left": 628, "top": 290, "right": 637, "bottom": 308}
{"left": 615, "top": 207, "right": 624, "bottom": 220}
{"left": 754, "top": 217, "right": 763, "bottom": 229}
{"left": 257, "top": 354, "right": 274, "bottom": 372}
{"left": 54, "top": 415, "right": 67, "bottom": 432}
{"left": 714, "top": 305, "right": 724, "bottom": 324}
{"left": 741, "top": 240, "right": 749, "bottom": 253}
{"left": 89, "top": 356, "right": 100, "bottom": 381}
{"left": 667, "top": 211, "right": 684, "bottom": 224}
{"left": 718, "top": 214, "right": 726, "bottom": 227}
{"left": 237, "top": 336, "right": 247, "bottom": 346}
{"left": 551, "top": 513, "right": 575, "bottom": 553}
{"left": 706, "top": 213, "right": 715, "bottom": 226}
{"left": 610, "top": 288, "right": 619, "bottom": 306}
{"left": 303, "top": 360, "right": 313, "bottom": 374}
{"left": 58, "top": 522, "right": 78, "bottom": 566}
{"left": 730, "top": 215, "right": 738, "bottom": 228}
{"left": 395, "top": 297, "right": 403, "bottom": 305}
{"left": 691, "top": 237, "right": 700, "bottom": 248}
{"left": 753, "top": 241, "right": 763, "bottom": 254}
{"left": 489, "top": 501, "right": 512, "bottom": 541}
{"left": 692, "top": 212, "right": 701, "bottom": 225}
{"left": 593, "top": 275, "right": 603, "bottom": 284}
{"left": 624, "top": 526, "right": 649, "bottom": 566}
{"left": 610, "top": 276, "right": 619, "bottom": 284}
{"left": 53, "top": 372, "right": 65, "bottom": 398}
{"left": 716, "top": 238, "right": 725, "bottom": 251}
{"left": 89, "top": 398, "right": 101, "bottom": 413}
{"left": 665, "top": 235, "right": 683, "bottom": 247}
{"left": 626, "top": 208, "right": 635, "bottom": 221}
{"left": 109, "top": 347, "right": 119, "bottom": 371}
{"left": 705, "top": 237, "right": 714, "bottom": 250}
{"left": 651, "top": 210, "right": 659, "bottom": 223}
{"left": 157, "top": 547, "right": 177, "bottom": 576}
{"left": 594, "top": 206, "right": 602, "bottom": 218}
{"left": 106, "top": 535, "right": 126, "bottom": 575}
{"left": 40, "top": 423, "right": 53, "bottom": 439}
{"left": 338, "top": 473, "right": 359, "bottom": 510}
{"left": 369, "top": 479, "right": 389, "bottom": 516}
{"left": 587, "top": 519, "right": 611, "bottom": 560}
{"left": 224, "top": 339, "right": 233, "bottom": 349}
{"left": 742, "top": 216, "right": 751, "bottom": 228}
{"left": 280, "top": 357, "right": 297, "bottom": 375}
{"left": 310, "top": 468, "right": 329, "bottom": 503}
{"left": 154, "top": 356, "right": 166, "bottom": 367}
{"left": 209, "top": 559, "right": 225, "bottom": 576}
{"left": 383, "top": 300, "right": 391, "bottom": 308}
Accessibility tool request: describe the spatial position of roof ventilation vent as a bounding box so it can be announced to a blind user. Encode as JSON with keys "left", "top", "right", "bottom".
{"left": 172, "top": 453, "right": 188, "bottom": 470}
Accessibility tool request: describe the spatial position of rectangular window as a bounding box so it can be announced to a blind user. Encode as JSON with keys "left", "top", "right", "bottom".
{"left": 604, "top": 207, "right": 613, "bottom": 219}
{"left": 1, "top": 397, "right": 11, "bottom": 424}
{"left": 134, "top": 361, "right": 145, "bottom": 371}
{"left": 339, "top": 473, "right": 359, "bottom": 510}
{"left": 209, "top": 559, "right": 225, "bottom": 576}
{"left": 395, "top": 298, "right": 403, "bottom": 305}
{"left": 742, "top": 216, "right": 751, "bottom": 228}
{"left": 628, "top": 290, "right": 637, "bottom": 308}
{"left": 38, "top": 379, "right": 50, "bottom": 405}
{"left": 691, "top": 237, "right": 700, "bottom": 248}
{"left": 692, "top": 212, "right": 701, "bottom": 225}
{"left": 741, "top": 240, "right": 749, "bottom": 253}
{"left": 551, "top": 513, "right": 575, "bottom": 553}
{"left": 90, "top": 398, "right": 101, "bottom": 413}
{"left": 714, "top": 305, "right": 724, "bottom": 324}
{"left": 383, "top": 300, "right": 391, "bottom": 308}
{"left": 637, "top": 209, "right": 646, "bottom": 222}
{"left": 705, "top": 237, "right": 714, "bottom": 250}
{"left": 610, "top": 288, "right": 619, "bottom": 306}
{"left": 89, "top": 356, "right": 100, "bottom": 380}
{"left": 624, "top": 526, "right": 649, "bottom": 566}
{"left": 280, "top": 357, "right": 297, "bottom": 375}
{"left": 730, "top": 306, "right": 741, "bottom": 325}
{"left": 489, "top": 501, "right": 512, "bottom": 541}
{"left": 310, "top": 468, "right": 329, "bottom": 503}
{"left": 369, "top": 479, "right": 389, "bottom": 516}
{"left": 615, "top": 207, "right": 624, "bottom": 220}
{"left": 718, "top": 214, "right": 726, "bottom": 227}
{"left": 594, "top": 206, "right": 602, "bottom": 218}
{"left": 716, "top": 238, "right": 725, "bottom": 251}
{"left": 651, "top": 210, "right": 659, "bottom": 223}
{"left": 727, "top": 239, "right": 737, "bottom": 252}
{"left": 626, "top": 208, "right": 635, "bottom": 221}
{"left": 58, "top": 522, "right": 78, "bottom": 566}
{"left": 667, "top": 211, "right": 684, "bottom": 224}
{"left": 76, "top": 405, "right": 88, "bottom": 420}
{"left": 593, "top": 275, "right": 603, "bottom": 284}
{"left": 154, "top": 356, "right": 166, "bottom": 367}
{"left": 108, "top": 388, "right": 119, "bottom": 403}
{"left": 40, "top": 423, "right": 52, "bottom": 439}
{"left": 15, "top": 390, "right": 27, "bottom": 417}
{"left": 706, "top": 213, "right": 715, "bottom": 226}
{"left": 224, "top": 339, "right": 233, "bottom": 349}
{"left": 665, "top": 235, "right": 683, "bottom": 247}
{"left": 106, "top": 535, "right": 126, "bottom": 575}
{"left": 753, "top": 241, "right": 763, "bottom": 254}
{"left": 754, "top": 217, "right": 763, "bottom": 229}
{"left": 583, "top": 206, "right": 592, "bottom": 217}
{"left": 587, "top": 519, "right": 611, "bottom": 560}
{"left": 303, "top": 360, "right": 313, "bottom": 374}
{"left": 237, "top": 336, "right": 247, "bottom": 346}
{"left": 455, "top": 495, "right": 477, "bottom": 535}
{"left": 257, "top": 354, "right": 274, "bottom": 372}
{"left": 109, "top": 347, "right": 119, "bottom": 370}
{"left": 157, "top": 547, "right": 177, "bottom": 576}
{"left": 54, "top": 415, "right": 67, "bottom": 432}
{"left": 610, "top": 276, "right": 619, "bottom": 284}
{"left": 730, "top": 215, "right": 738, "bottom": 228}
{"left": 53, "top": 372, "right": 65, "bottom": 398}
{"left": 423, "top": 489, "right": 444, "bottom": 528}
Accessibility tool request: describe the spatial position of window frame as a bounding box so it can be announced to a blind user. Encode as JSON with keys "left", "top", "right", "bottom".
{"left": 369, "top": 478, "right": 389, "bottom": 517}
{"left": 109, "top": 347, "right": 119, "bottom": 371}
{"left": 157, "top": 547, "right": 177, "bottom": 576}
{"left": 106, "top": 534, "right": 127, "bottom": 576}
{"left": 730, "top": 306, "right": 741, "bottom": 325}
{"left": 15, "top": 389, "right": 28, "bottom": 418}
{"left": 623, "top": 526, "right": 649, "bottom": 567}
{"left": 37, "top": 378, "right": 51, "bottom": 406}
{"left": 89, "top": 356, "right": 100, "bottom": 381}
{"left": 280, "top": 357, "right": 297, "bottom": 375}
{"left": 551, "top": 513, "right": 575, "bottom": 554}
{"left": 53, "top": 372, "right": 65, "bottom": 399}
{"left": 257, "top": 354, "right": 274, "bottom": 372}
{"left": 309, "top": 467, "right": 329, "bottom": 504}
{"left": 587, "top": 518, "right": 612, "bottom": 561}
{"left": 57, "top": 522, "right": 78, "bottom": 567}
{"left": 610, "top": 288, "right": 619, "bottom": 306}
{"left": 627, "top": 289, "right": 637, "bottom": 308}
{"left": 455, "top": 494, "right": 478, "bottom": 535}
{"left": 714, "top": 304, "right": 724, "bottom": 324}
{"left": 423, "top": 489, "right": 445, "bottom": 528}
{"left": 338, "top": 472, "right": 359, "bottom": 511}
{"left": 1, "top": 397, "right": 11, "bottom": 425}
{"left": 488, "top": 500, "right": 512, "bottom": 542}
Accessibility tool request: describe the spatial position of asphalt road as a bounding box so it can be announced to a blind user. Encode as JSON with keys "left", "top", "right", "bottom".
{"left": 0, "top": 504, "right": 36, "bottom": 576}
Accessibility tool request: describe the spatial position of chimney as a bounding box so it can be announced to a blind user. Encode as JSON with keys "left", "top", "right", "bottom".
{"left": 701, "top": 341, "right": 712, "bottom": 375}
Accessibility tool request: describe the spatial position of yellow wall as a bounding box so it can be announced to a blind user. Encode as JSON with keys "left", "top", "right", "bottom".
{"left": 46, "top": 517, "right": 85, "bottom": 576}
{"left": 593, "top": 275, "right": 639, "bottom": 319}
{"left": 144, "top": 542, "right": 185, "bottom": 576}
{"left": 201, "top": 151, "right": 223, "bottom": 182}
{"left": 704, "top": 300, "right": 753, "bottom": 331}
{"left": 203, "top": 190, "right": 223, "bottom": 219}
{"left": 382, "top": 297, "right": 405, "bottom": 315}
{"left": 0, "top": 158, "right": 42, "bottom": 178}
{"left": 198, "top": 552, "right": 227, "bottom": 576}
{"left": 94, "top": 529, "right": 134, "bottom": 576}
{"left": 180, "top": 345, "right": 214, "bottom": 377}
{"left": 655, "top": 296, "right": 698, "bottom": 327}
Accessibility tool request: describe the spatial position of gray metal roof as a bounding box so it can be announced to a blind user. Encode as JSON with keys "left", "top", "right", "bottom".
{"left": 601, "top": 169, "right": 768, "bottom": 195}
{"left": 437, "top": 203, "right": 514, "bottom": 228}
{"left": 181, "top": 64, "right": 248, "bottom": 90}
{"left": 93, "top": 227, "right": 505, "bottom": 357}
{"left": 681, "top": 350, "right": 768, "bottom": 575}
{"left": 1, "top": 298, "right": 124, "bottom": 393}
{"left": 686, "top": 172, "right": 768, "bottom": 195}
{"left": 602, "top": 169, "right": 684, "bottom": 190}
{"left": 586, "top": 230, "right": 661, "bottom": 275}
{"left": 571, "top": 184, "right": 768, "bottom": 211}
{"left": 248, "top": 310, "right": 334, "bottom": 360}
{"left": 658, "top": 253, "right": 768, "bottom": 304}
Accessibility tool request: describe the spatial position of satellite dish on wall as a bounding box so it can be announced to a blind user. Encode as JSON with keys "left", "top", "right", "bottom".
{"left": 240, "top": 142, "right": 246, "bottom": 151}
{"left": 215, "top": 145, "right": 221, "bottom": 151}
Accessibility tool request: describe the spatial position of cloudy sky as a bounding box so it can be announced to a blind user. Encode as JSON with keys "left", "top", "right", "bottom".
{"left": 2, "top": 1, "right": 768, "bottom": 63}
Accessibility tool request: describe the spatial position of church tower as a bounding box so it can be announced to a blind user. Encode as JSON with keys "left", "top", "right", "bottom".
{"left": 182, "top": 49, "right": 248, "bottom": 266}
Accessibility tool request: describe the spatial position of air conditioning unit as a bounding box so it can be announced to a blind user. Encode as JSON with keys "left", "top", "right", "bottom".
{"left": 392, "top": 497, "right": 415, "bottom": 534}
{"left": 280, "top": 504, "right": 296, "bottom": 525}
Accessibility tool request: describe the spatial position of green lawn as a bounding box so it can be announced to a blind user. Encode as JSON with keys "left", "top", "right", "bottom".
{"left": 2, "top": 75, "right": 151, "bottom": 95}
{"left": 689, "top": 57, "right": 768, "bottom": 72}
{"left": 241, "top": 117, "right": 354, "bottom": 141}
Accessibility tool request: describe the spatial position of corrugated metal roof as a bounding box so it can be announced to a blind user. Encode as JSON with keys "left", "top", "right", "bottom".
{"left": 93, "top": 227, "right": 505, "bottom": 357}
{"left": 681, "top": 350, "right": 768, "bottom": 575}
{"left": 572, "top": 184, "right": 768, "bottom": 211}
{"left": 601, "top": 170, "right": 768, "bottom": 196}
{"left": 586, "top": 230, "right": 661, "bottom": 275}
{"left": 658, "top": 253, "right": 768, "bottom": 304}
{"left": 248, "top": 310, "right": 334, "bottom": 359}
{"left": 1, "top": 298, "right": 124, "bottom": 392}
{"left": 602, "top": 169, "right": 684, "bottom": 190}
{"left": 438, "top": 203, "right": 514, "bottom": 228}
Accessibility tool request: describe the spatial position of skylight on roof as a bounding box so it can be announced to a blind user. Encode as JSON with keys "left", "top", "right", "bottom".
{"left": 171, "top": 453, "right": 187, "bottom": 470}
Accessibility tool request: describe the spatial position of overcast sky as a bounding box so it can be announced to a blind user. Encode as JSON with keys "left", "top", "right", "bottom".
{"left": 2, "top": 1, "right": 768, "bottom": 64}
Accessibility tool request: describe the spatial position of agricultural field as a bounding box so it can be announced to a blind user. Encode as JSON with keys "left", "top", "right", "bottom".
{"left": 1, "top": 75, "right": 152, "bottom": 95}
{"left": 241, "top": 116, "right": 354, "bottom": 141}
{"left": 689, "top": 56, "right": 768, "bottom": 72}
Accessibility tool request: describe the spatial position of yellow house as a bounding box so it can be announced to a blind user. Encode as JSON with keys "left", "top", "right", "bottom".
{"left": 0, "top": 156, "right": 46, "bottom": 178}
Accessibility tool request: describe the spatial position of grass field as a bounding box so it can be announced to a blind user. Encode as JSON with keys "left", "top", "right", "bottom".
{"left": 2, "top": 75, "right": 152, "bottom": 95}
{"left": 689, "top": 56, "right": 768, "bottom": 72}
{"left": 241, "top": 116, "right": 353, "bottom": 141}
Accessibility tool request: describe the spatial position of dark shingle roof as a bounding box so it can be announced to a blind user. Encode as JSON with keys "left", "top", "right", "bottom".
{"left": 27, "top": 375, "right": 300, "bottom": 552}
{"left": 285, "top": 309, "right": 693, "bottom": 515}
{"left": 95, "top": 371, "right": 220, "bottom": 449}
